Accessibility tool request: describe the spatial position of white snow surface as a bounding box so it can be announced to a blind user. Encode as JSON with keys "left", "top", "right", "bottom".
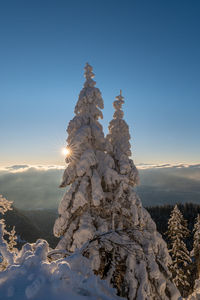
{"left": 0, "top": 239, "right": 123, "bottom": 300}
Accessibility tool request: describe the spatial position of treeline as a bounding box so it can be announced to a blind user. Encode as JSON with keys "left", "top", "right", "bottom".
{"left": 147, "top": 202, "right": 200, "bottom": 250}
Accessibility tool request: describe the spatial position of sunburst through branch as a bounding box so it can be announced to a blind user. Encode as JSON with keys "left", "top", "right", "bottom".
{"left": 61, "top": 143, "right": 80, "bottom": 163}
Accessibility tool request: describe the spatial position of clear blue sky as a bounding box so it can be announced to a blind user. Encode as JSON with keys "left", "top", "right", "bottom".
{"left": 0, "top": 0, "right": 200, "bottom": 166}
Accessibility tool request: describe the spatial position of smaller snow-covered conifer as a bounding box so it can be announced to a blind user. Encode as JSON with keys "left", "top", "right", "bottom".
{"left": 7, "top": 226, "right": 17, "bottom": 253}
{"left": 106, "top": 90, "right": 139, "bottom": 187}
{"left": 83, "top": 91, "right": 180, "bottom": 300}
{"left": 0, "top": 195, "right": 12, "bottom": 215}
{"left": 0, "top": 195, "right": 15, "bottom": 271}
{"left": 167, "top": 204, "right": 191, "bottom": 297}
{"left": 193, "top": 214, "right": 200, "bottom": 279}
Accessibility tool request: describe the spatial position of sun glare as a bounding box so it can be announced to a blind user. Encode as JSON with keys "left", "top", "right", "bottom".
{"left": 62, "top": 147, "right": 71, "bottom": 156}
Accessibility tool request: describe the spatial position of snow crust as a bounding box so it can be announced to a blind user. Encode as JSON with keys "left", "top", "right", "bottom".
{"left": 0, "top": 239, "right": 123, "bottom": 300}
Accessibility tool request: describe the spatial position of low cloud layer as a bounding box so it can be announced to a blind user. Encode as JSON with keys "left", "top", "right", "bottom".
{"left": 137, "top": 163, "right": 200, "bottom": 206}
{"left": 0, "top": 165, "right": 65, "bottom": 210}
{"left": 0, "top": 163, "right": 200, "bottom": 209}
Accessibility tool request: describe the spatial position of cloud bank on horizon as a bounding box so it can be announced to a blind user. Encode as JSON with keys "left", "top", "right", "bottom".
{"left": 1, "top": 162, "right": 200, "bottom": 172}
{"left": 0, "top": 163, "right": 199, "bottom": 210}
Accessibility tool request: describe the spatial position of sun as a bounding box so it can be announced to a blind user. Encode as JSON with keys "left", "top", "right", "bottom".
{"left": 61, "top": 143, "right": 79, "bottom": 162}
{"left": 61, "top": 147, "right": 71, "bottom": 156}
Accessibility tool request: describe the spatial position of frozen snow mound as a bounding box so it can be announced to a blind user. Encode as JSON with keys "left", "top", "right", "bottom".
{"left": 0, "top": 239, "right": 123, "bottom": 300}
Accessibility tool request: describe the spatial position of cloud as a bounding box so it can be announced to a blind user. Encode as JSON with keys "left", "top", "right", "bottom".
{"left": 137, "top": 163, "right": 200, "bottom": 207}
{"left": 6, "top": 165, "right": 29, "bottom": 170}
{"left": 0, "top": 164, "right": 65, "bottom": 174}
{"left": 136, "top": 163, "right": 200, "bottom": 170}
{"left": 0, "top": 163, "right": 199, "bottom": 210}
{"left": 0, "top": 165, "right": 65, "bottom": 210}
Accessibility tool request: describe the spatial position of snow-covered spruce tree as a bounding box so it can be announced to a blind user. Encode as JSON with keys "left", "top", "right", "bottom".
{"left": 54, "top": 65, "right": 180, "bottom": 299}
{"left": 7, "top": 226, "right": 17, "bottom": 253}
{"left": 54, "top": 63, "right": 119, "bottom": 251}
{"left": 0, "top": 195, "right": 12, "bottom": 215}
{"left": 0, "top": 195, "right": 16, "bottom": 271}
{"left": 193, "top": 214, "right": 200, "bottom": 279}
{"left": 167, "top": 204, "right": 191, "bottom": 297}
{"left": 106, "top": 90, "right": 139, "bottom": 189}
{"left": 82, "top": 91, "right": 180, "bottom": 299}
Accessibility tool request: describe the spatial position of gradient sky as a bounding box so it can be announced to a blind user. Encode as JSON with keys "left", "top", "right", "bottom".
{"left": 0, "top": 0, "right": 200, "bottom": 166}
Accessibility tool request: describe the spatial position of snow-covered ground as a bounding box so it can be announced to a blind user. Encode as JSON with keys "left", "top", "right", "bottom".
{"left": 0, "top": 239, "right": 123, "bottom": 300}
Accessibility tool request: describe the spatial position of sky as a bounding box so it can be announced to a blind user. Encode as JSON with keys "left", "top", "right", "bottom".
{"left": 0, "top": 0, "right": 200, "bottom": 167}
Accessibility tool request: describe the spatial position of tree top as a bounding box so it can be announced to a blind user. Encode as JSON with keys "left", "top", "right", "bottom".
{"left": 84, "top": 62, "right": 96, "bottom": 88}
{"left": 113, "top": 90, "right": 125, "bottom": 119}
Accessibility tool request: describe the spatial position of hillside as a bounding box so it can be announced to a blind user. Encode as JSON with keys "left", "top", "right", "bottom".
{"left": 3, "top": 208, "right": 59, "bottom": 248}
{"left": 3, "top": 202, "right": 200, "bottom": 251}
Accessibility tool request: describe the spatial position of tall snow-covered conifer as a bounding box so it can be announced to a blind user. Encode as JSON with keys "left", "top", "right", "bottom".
{"left": 54, "top": 66, "right": 180, "bottom": 300}
{"left": 167, "top": 204, "right": 191, "bottom": 296}
{"left": 54, "top": 63, "right": 119, "bottom": 251}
